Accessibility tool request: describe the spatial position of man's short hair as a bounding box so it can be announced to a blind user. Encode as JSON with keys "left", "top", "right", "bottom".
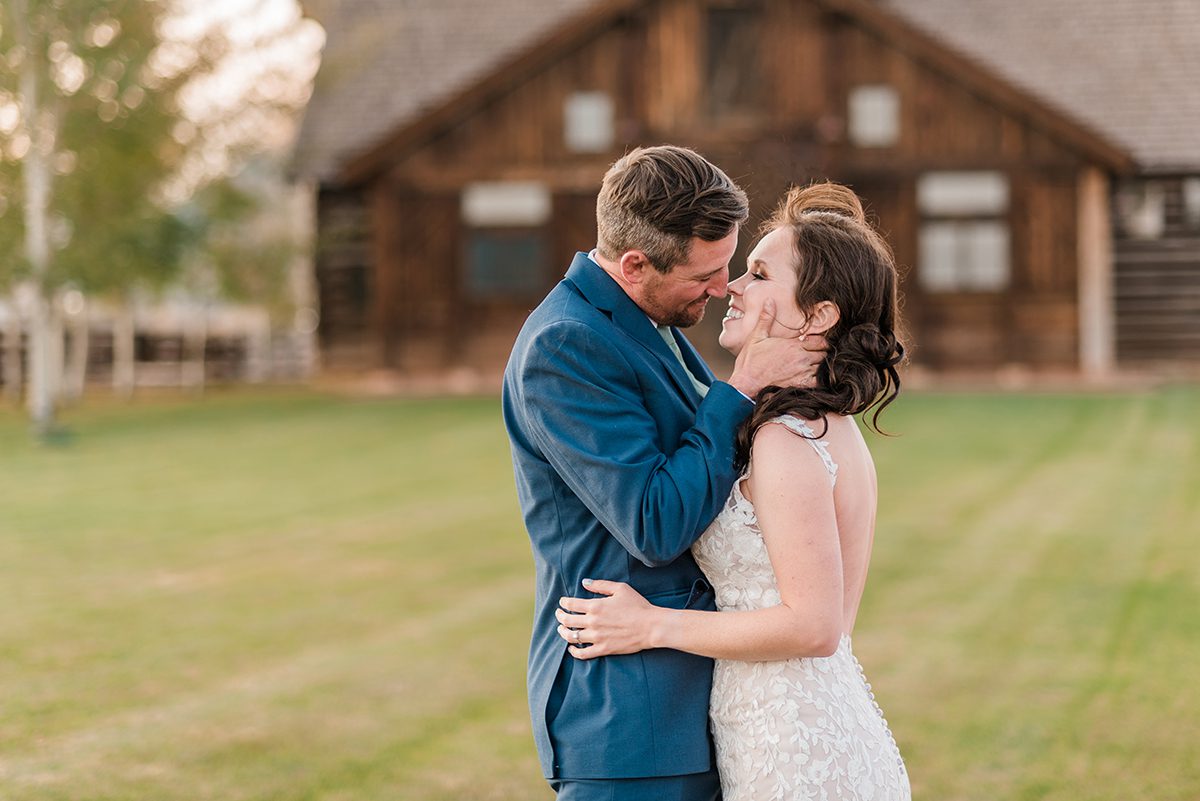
{"left": 596, "top": 145, "right": 749, "bottom": 273}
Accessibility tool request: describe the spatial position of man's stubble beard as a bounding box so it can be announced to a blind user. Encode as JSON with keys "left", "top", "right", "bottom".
{"left": 642, "top": 280, "right": 708, "bottom": 329}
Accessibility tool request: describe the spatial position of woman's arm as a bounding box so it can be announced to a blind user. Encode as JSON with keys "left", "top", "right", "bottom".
{"left": 556, "top": 422, "right": 845, "bottom": 661}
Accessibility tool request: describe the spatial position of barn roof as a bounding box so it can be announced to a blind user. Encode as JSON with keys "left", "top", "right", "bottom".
{"left": 877, "top": 0, "right": 1200, "bottom": 173}
{"left": 293, "top": 0, "right": 1198, "bottom": 185}
{"left": 292, "top": 0, "right": 599, "bottom": 184}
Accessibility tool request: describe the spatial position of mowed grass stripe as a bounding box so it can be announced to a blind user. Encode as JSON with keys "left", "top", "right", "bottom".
{"left": 0, "top": 402, "right": 511, "bottom": 546}
{"left": 1, "top": 392, "right": 543, "bottom": 800}
{"left": 1, "top": 572, "right": 533, "bottom": 797}
{"left": 1, "top": 388, "right": 1197, "bottom": 801}
{"left": 2, "top": 525, "right": 529, "bottom": 738}
{"left": 1013, "top": 388, "right": 1200, "bottom": 800}
{"left": 847, "top": 391, "right": 1196, "bottom": 800}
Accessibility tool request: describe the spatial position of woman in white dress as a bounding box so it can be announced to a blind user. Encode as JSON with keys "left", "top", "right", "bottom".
{"left": 555, "top": 182, "right": 910, "bottom": 801}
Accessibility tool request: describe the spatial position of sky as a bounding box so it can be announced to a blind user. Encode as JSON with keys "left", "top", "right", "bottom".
{"left": 159, "top": 0, "right": 326, "bottom": 201}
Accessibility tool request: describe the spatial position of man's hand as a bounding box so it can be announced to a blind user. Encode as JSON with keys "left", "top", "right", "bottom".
{"left": 727, "top": 299, "right": 828, "bottom": 398}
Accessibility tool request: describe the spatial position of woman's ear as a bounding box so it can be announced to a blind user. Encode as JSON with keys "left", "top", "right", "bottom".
{"left": 805, "top": 301, "right": 841, "bottom": 335}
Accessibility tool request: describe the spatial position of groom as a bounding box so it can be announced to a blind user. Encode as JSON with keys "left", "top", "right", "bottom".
{"left": 503, "top": 145, "right": 823, "bottom": 800}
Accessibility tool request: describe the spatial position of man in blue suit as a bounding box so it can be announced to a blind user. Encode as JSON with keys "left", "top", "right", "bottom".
{"left": 503, "top": 146, "right": 822, "bottom": 800}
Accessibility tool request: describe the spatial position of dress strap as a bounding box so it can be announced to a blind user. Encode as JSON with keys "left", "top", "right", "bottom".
{"left": 763, "top": 416, "right": 838, "bottom": 487}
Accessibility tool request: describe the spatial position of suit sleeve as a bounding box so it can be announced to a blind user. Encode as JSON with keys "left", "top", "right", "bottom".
{"left": 517, "top": 319, "right": 752, "bottom": 567}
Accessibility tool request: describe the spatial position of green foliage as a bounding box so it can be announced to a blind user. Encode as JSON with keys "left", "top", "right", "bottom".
{"left": 183, "top": 161, "right": 300, "bottom": 316}
{"left": 0, "top": 0, "right": 312, "bottom": 302}
{"left": 0, "top": 0, "right": 205, "bottom": 293}
{"left": 0, "top": 389, "right": 1199, "bottom": 800}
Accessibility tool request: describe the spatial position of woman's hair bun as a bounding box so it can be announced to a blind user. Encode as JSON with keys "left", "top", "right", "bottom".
{"left": 780, "top": 182, "right": 867, "bottom": 226}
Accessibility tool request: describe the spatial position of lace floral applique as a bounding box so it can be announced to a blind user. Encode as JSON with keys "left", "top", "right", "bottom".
{"left": 690, "top": 416, "right": 908, "bottom": 801}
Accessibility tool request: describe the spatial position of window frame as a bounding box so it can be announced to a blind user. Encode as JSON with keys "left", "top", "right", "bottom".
{"left": 461, "top": 226, "right": 550, "bottom": 303}
{"left": 916, "top": 171, "right": 1013, "bottom": 294}
{"left": 703, "top": 0, "right": 767, "bottom": 122}
{"left": 847, "top": 84, "right": 901, "bottom": 148}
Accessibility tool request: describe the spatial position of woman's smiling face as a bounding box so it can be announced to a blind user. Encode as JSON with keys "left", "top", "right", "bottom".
{"left": 718, "top": 226, "right": 808, "bottom": 354}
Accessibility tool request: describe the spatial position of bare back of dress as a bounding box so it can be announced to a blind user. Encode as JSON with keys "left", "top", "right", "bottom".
{"left": 691, "top": 415, "right": 910, "bottom": 801}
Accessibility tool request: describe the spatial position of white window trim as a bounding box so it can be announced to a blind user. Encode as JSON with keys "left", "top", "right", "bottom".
{"left": 461, "top": 182, "right": 551, "bottom": 227}
{"left": 848, "top": 85, "right": 900, "bottom": 148}
{"left": 917, "top": 171, "right": 1012, "bottom": 293}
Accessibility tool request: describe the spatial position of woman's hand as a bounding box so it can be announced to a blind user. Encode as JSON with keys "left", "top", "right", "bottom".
{"left": 554, "top": 579, "right": 664, "bottom": 660}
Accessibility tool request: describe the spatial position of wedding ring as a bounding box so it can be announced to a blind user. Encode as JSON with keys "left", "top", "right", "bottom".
{"left": 572, "top": 629, "right": 581, "bottom": 643}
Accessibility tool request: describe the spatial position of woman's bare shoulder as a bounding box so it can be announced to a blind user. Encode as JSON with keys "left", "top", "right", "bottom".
{"left": 749, "top": 418, "right": 836, "bottom": 483}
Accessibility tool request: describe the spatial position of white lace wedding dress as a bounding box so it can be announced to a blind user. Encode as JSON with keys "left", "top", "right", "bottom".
{"left": 691, "top": 416, "right": 911, "bottom": 801}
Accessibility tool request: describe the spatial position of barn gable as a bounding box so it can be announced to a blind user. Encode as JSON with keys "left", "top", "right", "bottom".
{"left": 295, "top": 0, "right": 1200, "bottom": 375}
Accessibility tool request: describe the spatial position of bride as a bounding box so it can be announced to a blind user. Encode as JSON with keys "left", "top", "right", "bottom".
{"left": 555, "top": 182, "right": 911, "bottom": 800}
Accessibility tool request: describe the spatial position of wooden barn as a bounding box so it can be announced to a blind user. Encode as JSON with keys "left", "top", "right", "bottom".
{"left": 292, "top": 0, "right": 1200, "bottom": 380}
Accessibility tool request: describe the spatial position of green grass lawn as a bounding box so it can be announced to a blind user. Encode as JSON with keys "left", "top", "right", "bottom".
{"left": 0, "top": 386, "right": 1197, "bottom": 800}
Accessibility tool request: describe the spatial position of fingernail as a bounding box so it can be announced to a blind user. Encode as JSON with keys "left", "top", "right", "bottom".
{"left": 582, "top": 578, "right": 594, "bottom": 587}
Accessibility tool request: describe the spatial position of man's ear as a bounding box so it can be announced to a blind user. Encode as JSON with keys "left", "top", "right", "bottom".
{"left": 618, "top": 250, "right": 653, "bottom": 284}
{"left": 805, "top": 301, "right": 841, "bottom": 335}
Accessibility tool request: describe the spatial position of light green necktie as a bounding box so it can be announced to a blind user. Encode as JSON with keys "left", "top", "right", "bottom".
{"left": 657, "top": 324, "right": 709, "bottom": 398}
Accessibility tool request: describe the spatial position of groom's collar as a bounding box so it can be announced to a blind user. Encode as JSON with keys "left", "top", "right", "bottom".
{"left": 565, "top": 251, "right": 640, "bottom": 317}
{"left": 586, "top": 249, "right": 665, "bottom": 330}
{"left": 563, "top": 251, "right": 666, "bottom": 354}
{"left": 564, "top": 248, "right": 662, "bottom": 326}
{"left": 564, "top": 251, "right": 710, "bottom": 404}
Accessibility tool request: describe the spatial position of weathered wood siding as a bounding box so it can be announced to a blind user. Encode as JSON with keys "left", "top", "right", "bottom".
{"left": 831, "top": 18, "right": 1083, "bottom": 368}
{"left": 322, "top": 0, "right": 1114, "bottom": 374}
{"left": 314, "top": 189, "right": 374, "bottom": 367}
{"left": 1114, "top": 176, "right": 1200, "bottom": 364}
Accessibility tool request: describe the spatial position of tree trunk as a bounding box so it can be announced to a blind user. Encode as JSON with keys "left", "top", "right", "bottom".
{"left": 113, "top": 299, "right": 136, "bottom": 399}
{"left": 63, "top": 301, "right": 89, "bottom": 403}
{"left": 15, "top": 0, "right": 57, "bottom": 434}
{"left": 25, "top": 290, "right": 53, "bottom": 432}
{"left": 182, "top": 309, "right": 207, "bottom": 393}
{"left": 246, "top": 313, "right": 271, "bottom": 383}
{"left": 47, "top": 304, "right": 66, "bottom": 404}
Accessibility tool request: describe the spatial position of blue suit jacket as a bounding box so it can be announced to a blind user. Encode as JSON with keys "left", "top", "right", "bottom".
{"left": 502, "top": 253, "right": 753, "bottom": 779}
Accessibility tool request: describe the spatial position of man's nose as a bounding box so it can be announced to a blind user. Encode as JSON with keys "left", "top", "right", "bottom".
{"left": 707, "top": 270, "right": 729, "bottom": 298}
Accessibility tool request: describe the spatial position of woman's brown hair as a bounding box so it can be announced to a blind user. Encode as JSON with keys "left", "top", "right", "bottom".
{"left": 735, "top": 182, "right": 905, "bottom": 471}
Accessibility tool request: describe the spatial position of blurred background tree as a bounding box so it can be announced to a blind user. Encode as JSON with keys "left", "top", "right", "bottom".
{"left": 0, "top": 0, "right": 322, "bottom": 431}
{"left": 172, "top": 156, "right": 305, "bottom": 391}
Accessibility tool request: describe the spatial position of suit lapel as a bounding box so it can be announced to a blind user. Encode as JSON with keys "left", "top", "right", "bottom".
{"left": 563, "top": 253, "right": 703, "bottom": 406}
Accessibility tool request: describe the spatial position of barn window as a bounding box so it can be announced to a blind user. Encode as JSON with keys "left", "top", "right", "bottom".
{"left": 464, "top": 230, "right": 547, "bottom": 299}
{"left": 848, "top": 85, "right": 900, "bottom": 147}
{"left": 917, "top": 172, "right": 1011, "bottom": 292}
{"left": 1115, "top": 181, "right": 1165, "bottom": 239}
{"left": 564, "top": 91, "right": 614, "bottom": 153}
{"left": 706, "top": 3, "right": 765, "bottom": 119}
{"left": 461, "top": 182, "right": 551, "bottom": 299}
{"left": 462, "top": 182, "right": 551, "bottom": 227}
{"left": 342, "top": 263, "right": 370, "bottom": 315}
{"left": 1182, "top": 177, "right": 1200, "bottom": 229}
